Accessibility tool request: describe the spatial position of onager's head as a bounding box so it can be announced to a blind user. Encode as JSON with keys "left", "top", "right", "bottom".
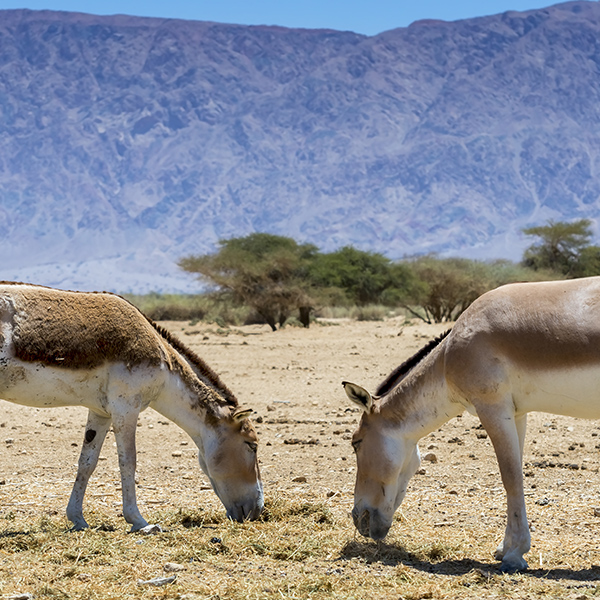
{"left": 343, "top": 382, "right": 420, "bottom": 540}
{"left": 199, "top": 406, "right": 263, "bottom": 522}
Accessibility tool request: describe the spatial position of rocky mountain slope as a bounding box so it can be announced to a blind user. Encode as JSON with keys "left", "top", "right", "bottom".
{"left": 1, "top": 2, "right": 600, "bottom": 291}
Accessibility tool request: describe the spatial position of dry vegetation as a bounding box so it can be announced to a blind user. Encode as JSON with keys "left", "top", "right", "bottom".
{"left": 1, "top": 318, "right": 600, "bottom": 599}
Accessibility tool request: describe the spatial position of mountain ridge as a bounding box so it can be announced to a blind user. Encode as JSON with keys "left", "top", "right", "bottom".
{"left": 1, "top": 2, "right": 599, "bottom": 292}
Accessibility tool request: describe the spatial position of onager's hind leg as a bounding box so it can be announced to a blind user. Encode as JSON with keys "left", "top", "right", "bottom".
{"left": 66, "top": 411, "right": 111, "bottom": 530}
{"left": 477, "top": 402, "right": 530, "bottom": 572}
{"left": 111, "top": 408, "right": 149, "bottom": 532}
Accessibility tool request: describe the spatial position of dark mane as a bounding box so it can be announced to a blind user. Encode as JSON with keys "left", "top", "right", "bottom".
{"left": 149, "top": 319, "right": 238, "bottom": 407}
{"left": 375, "top": 329, "right": 452, "bottom": 397}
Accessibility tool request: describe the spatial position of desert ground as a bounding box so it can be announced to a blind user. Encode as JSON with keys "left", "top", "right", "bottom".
{"left": 1, "top": 317, "right": 600, "bottom": 599}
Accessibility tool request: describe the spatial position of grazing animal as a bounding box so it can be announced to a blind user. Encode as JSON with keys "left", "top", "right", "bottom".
{"left": 0, "top": 282, "right": 263, "bottom": 530}
{"left": 343, "top": 276, "right": 600, "bottom": 572}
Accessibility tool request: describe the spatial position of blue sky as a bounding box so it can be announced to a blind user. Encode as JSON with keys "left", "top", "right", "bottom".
{"left": 0, "top": 1, "right": 582, "bottom": 35}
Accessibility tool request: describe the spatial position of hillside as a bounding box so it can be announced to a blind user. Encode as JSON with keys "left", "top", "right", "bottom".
{"left": 1, "top": 2, "right": 600, "bottom": 291}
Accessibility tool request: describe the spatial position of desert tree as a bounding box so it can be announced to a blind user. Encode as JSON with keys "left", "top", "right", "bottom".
{"left": 307, "top": 246, "right": 416, "bottom": 306}
{"left": 179, "top": 233, "right": 317, "bottom": 330}
{"left": 522, "top": 219, "right": 596, "bottom": 276}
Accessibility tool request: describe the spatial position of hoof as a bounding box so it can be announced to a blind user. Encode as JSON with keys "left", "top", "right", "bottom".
{"left": 500, "top": 558, "right": 528, "bottom": 573}
{"left": 137, "top": 523, "right": 163, "bottom": 535}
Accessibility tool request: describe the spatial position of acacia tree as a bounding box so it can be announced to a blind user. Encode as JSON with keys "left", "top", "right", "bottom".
{"left": 402, "top": 256, "right": 491, "bottom": 322}
{"left": 179, "top": 233, "right": 317, "bottom": 330}
{"left": 522, "top": 219, "right": 596, "bottom": 276}
{"left": 307, "top": 246, "right": 402, "bottom": 306}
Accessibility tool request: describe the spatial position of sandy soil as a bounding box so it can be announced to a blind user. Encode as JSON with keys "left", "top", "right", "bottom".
{"left": 1, "top": 317, "right": 600, "bottom": 567}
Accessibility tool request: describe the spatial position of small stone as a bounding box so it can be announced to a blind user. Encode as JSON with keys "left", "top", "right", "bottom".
{"left": 422, "top": 452, "right": 437, "bottom": 463}
{"left": 593, "top": 507, "right": 600, "bottom": 517}
{"left": 5, "top": 438, "right": 14, "bottom": 444}
{"left": 171, "top": 451, "right": 183, "bottom": 457}
{"left": 447, "top": 437, "right": 464, "bottom": 445}
{"left": 164, "top": 562, "right": 185, "bottom": 572}
{"left": 416, "top": 468, "right": 427, "bottom": 475}
{"left": 448, "top": 489, "right": 458, "bottom": 495}
{"left": 137, "top": 575, "right": 176, "bottom": 587}
{"left": 292, "top": 476, "right": 307, "bottom": 483}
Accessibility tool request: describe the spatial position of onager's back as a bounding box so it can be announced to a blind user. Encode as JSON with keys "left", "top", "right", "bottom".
{"left": 3, "top": 283, "right": 164, "bottom": 369}
{"left": 0, "top": 282, "right": 263, "bottom": 530}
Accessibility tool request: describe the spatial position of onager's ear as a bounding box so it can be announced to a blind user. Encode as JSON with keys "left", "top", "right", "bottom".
{"left": 342, "top": 381, "right": 373, "bottom": 413}
{"left": 231, "top": 407, "right": 253, "bottom": 422}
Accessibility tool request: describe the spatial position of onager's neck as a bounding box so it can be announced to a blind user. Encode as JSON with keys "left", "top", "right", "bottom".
{"left": 383, "top": 344, "right": 462, "bottom": 441}
{"left": 150, "top": 375, "right": 206, "bottom": 440}
{"left": 150, "top": 344, "right": 233, "bottom": 447}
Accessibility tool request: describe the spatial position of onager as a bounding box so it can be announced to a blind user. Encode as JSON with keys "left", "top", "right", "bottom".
{"left": 0, "top": 282, "right": 263, "bottom": 530}
{"left": 343, "top": 276, "right": 600, "bottom": 572}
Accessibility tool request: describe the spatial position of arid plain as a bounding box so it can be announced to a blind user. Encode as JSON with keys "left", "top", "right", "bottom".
{"left": 1, "top": 317, "right": 600, "bottom": 599}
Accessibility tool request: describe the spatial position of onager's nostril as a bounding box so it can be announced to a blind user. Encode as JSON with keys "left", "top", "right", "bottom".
{"left": 353, "top": 508, "right": 371, "bottom": 537}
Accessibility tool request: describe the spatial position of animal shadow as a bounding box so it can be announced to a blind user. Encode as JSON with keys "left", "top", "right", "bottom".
{"left": 339, "top": 539, "right": 600, "bottom": 582}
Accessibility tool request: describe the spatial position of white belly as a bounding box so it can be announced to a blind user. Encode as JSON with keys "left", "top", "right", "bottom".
{"left": 511, "top": 365, "right": 600, "bottom": 419}
{"left": 0, "top": 358, "right": 164, "bottom": 417}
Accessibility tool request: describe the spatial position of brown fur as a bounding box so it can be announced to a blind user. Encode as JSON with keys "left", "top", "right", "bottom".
{"left": 8, "top": 286, "right": 163, "bottom": 369}
{"left": 0, "top": 283, "right": 237, "bottom": 408}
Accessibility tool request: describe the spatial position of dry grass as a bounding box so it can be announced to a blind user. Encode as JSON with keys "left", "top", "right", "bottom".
{"left": 3, "top": 319, "right": 600, "bottom": 599}
{"left": 1, "top": 489, "right": 600, "bottom": 600}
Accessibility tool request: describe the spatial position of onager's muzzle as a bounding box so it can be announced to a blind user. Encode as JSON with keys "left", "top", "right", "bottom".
{"left": 352, "top": 505, "right": 391, "bottom": 541}
{"left": 226, "top": 494, "right": 264, "bottom": 522}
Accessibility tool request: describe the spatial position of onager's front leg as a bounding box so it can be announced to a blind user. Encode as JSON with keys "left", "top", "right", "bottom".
{"left": 111, "top": 408, "right": 149, "bottom": 532}
{"left": 66, "top": 411, "right": 111, "bottom": 530}
{"left": 476, "top": 402, "right": 530, "bottom": 572}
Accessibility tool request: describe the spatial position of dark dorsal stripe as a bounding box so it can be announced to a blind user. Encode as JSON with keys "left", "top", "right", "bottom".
{"left": 149, "top": 320, "right": 238, "bottom": 407}
{"left": 375, "top": 329, "right": 452, "bottom": 397}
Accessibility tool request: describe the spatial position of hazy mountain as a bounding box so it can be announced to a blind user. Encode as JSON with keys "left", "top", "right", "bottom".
{"left": 1, "top": 2, "right": 600, "bottom": 292}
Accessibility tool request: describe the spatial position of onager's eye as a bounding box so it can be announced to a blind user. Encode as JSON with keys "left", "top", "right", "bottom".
{"left": 351, "top": 440, "right": 362, "bottom": 453}
{"left": 245, "top": 441, "right": 258, "bottom": 453}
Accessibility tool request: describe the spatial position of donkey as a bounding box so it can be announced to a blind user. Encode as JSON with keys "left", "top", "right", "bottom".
{"left": 0, "top": 282, "right": 263, "bottom": 531}
{"left": 343, "top": 276, "right": 600, "bottom": 572}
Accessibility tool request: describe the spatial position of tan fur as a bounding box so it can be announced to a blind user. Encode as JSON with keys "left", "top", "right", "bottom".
{"left": 444, "top": 278, "right": 600, "bottom": 397}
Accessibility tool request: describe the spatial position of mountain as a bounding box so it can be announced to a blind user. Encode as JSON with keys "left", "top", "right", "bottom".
{"left": 1, "top": 2, "right": 600, "bottom": 292}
